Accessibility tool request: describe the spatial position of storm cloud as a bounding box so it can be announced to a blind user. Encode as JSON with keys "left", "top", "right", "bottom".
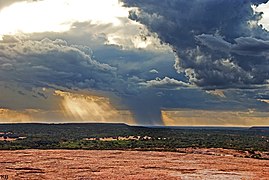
{"left": 0, "top": 35, "right": 176, "bottom": 124}
{"left": 1, "top": 0, "right": 269, "bottom": 125}
{"left": 123, "top": 0, "right": 269, "bottom": 89}
{"left": 0, "top": 37, "right": 118, "bottom": 91}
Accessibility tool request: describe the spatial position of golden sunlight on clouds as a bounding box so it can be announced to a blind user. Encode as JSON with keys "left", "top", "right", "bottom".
{"left": 258, "top": 99, "right": 269, "bottom": 104}
{"left": 0, "top": 90, "right": 135, "bottom": 124}
{"left": 0, "top": 108, "right": 32, "bottom": 123}
{"left": 0, "top": 0, "right": 130, "bottom": 39}
{"left": 54, "top": 90, "right": 134, "bottom": 124}
{"left": 162, "top": 109, "right": 269, "bottom": 127}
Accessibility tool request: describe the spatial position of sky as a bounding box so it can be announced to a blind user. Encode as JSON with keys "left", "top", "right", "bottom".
{"left": 0, "top": 0, "right": 269, "bottom": 126}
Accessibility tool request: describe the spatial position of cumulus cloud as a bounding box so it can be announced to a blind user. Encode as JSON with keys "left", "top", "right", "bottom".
{"left": 0, "top": 37, "right": 118, "bottom": 92}
{"left": 149, "top": 69, "right": 158, "bottom": 74}
{"left": 140, "top": 77, "right": 191, "bottom": 89}
{"left": 0, "top": 0, "right": 171, "bottom": 52}
{"left": 0, "top": 36, "right": 179, "bottom": 124}
{"left": 254, "top": 1, "right": 269, "bottom": 30}
{"left": 196, "top": 34, "right": 269, "bottom": 57}
{"left": 194, "top": 35, "right": 269, "bottom": 88}
{"left": 175, "top": 47, "right": 255, "bottom": 89}
{"left": 2, "top": 0, "right": 269, "bottom": 125}
{"left": 195, "top": 34, "right": 232, "bottom": 52}
{"left": 232, "top": 37, "right": 269, "bottom": 56}
{"left": 123, "top": 0, "right": 269, "bottom": 89}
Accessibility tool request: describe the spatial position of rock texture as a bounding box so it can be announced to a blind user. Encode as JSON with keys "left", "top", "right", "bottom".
{"left": 0, "top": 149, "right": 268, "bottom": 179}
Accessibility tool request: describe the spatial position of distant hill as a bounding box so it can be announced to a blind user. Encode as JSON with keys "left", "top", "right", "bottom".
{"left": 0, "top": 123, "right": 152, "bottom": 139}
{"left": 249, "top": 126, "right": 269, "bottom": 132}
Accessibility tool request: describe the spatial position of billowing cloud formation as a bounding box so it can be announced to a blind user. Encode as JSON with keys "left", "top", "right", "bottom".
{"left": 0, "top": 0, "right": 170, "bottom": 52}
{"left": 0, "top": 36, "right": 176, "bottom": 124}
{"left": 254, "top": 2, "right": 269, "bottom": 30}
{"left": 140, "top": 77, "right": 191, "bottom": 89}
{"left": 0, "top": 37, "right": 118, "bottom": 92}
{"left": 0, "top": 0, "right": 179, "bottom": 125}
{"left": 123, "top": 0, "right": 269, "bottom": 89}
{"left": 1, "top": 0, "right": 269, "bottom": 125}
{"left": 196, "top": 35, "right": 269, "bottom": 57}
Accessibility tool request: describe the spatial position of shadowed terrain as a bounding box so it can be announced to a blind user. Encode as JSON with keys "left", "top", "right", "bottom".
{"left": 0, "top": 123, "right": 268, "bottom": 156}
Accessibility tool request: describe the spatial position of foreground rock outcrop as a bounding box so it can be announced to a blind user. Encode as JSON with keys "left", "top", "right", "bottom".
{"left": 0, "top": 149, "right": 268, "bottom": 179}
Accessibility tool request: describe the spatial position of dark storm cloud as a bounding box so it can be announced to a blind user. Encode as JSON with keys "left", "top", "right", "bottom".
{"left": 196, "top": 34, "right": 269, "bottom": 57}
{"left": 0, "top": 36, "right": 175, "bottom": 124}
{"left": 195, "top": 35, "right": 269, "bottom": 88}
{"left": 2, "top": 0, "right": 269, "bottom": 125}
{"left": 0, "top": 37, "right": 119, "bottom": 92}
{"left": 122, "top": 0, "right": 269, "bottom": 89}
{"left": 195, "top": 34, "right": 232, "bottom": 52}
{"left": 233, "top": 37, "right": 269, "bottom": 56}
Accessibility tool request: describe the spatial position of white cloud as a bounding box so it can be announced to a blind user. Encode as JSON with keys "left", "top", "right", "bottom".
{"left": 149, "top": 69, "right": 159, "bottom": 74}
{"left": 140, "top": 77, "right": 191, "bottom": 89}
{"left": 254, "top": 2, "right": 269, "bottom": 31}
{"left": 0, "top": 0, "right": 130, "bottom": 37}
{"left": 0, "top": 0, "right": 26, "bottom": 10}
{"left": 0, "top": 0, "right": 172, "bottom": 52}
